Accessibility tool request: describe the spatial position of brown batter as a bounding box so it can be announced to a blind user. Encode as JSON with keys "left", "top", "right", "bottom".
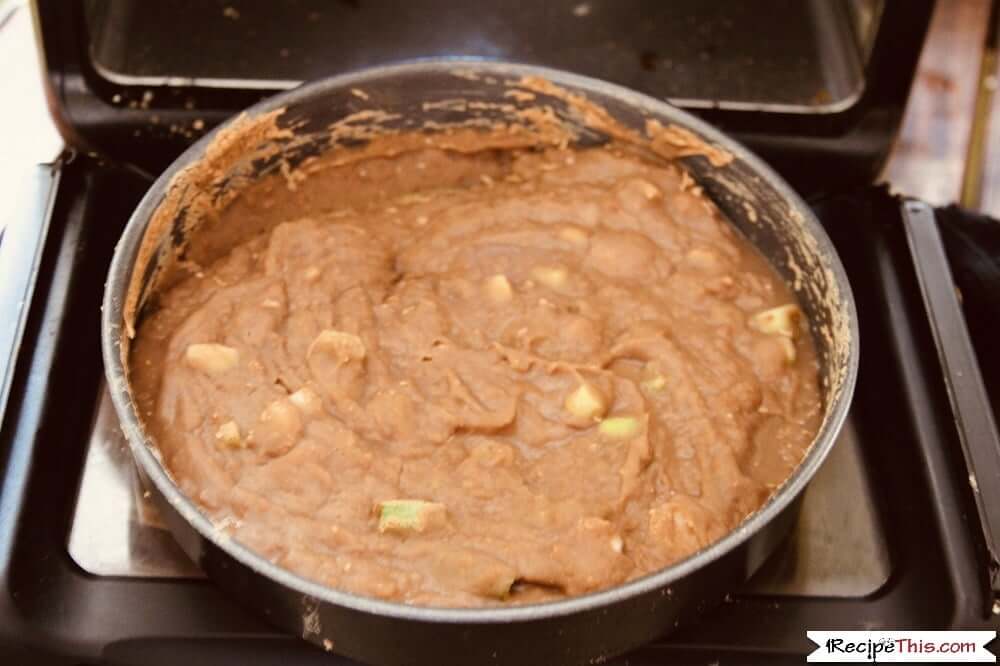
{"left": 131, "top": 142, "right": 821, "bottom": 607}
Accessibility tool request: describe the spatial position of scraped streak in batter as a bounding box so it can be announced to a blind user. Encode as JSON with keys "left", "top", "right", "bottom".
{"left": 131, "top": 145, "right": 821, "bottom": 607}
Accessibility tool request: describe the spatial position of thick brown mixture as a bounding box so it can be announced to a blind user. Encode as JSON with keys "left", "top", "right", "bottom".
{"left": 131, "top": 144, "right": 822, "bottom": 607}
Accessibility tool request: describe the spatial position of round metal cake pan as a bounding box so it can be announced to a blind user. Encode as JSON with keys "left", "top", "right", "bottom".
{"left": 102, "top": 59, "right": 859, "bottom": 666}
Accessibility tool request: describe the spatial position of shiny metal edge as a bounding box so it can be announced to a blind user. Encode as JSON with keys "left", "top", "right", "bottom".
{"left": 901, "top": 199, "right": 1000, "bottom": 605}
{"left": 0, "top": 163, "right": 60, "bottom": 431}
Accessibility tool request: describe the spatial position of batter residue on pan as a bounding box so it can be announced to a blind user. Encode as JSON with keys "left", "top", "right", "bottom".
{"left": 131, "top": 142, "right": 822, "bottom": 607}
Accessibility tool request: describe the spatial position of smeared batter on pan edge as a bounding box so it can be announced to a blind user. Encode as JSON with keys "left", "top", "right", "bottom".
{"left": 131, "top": 142, "right": 821, "bottom": 607}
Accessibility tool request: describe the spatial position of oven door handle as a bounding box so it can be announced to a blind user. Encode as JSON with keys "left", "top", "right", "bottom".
{"left": 0, "top": 161, "right": 60, "bottom": 430}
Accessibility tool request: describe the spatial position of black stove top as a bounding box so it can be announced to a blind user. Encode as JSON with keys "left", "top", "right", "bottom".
{"left": 4, "top": 0, "right": 1000, "bottom": 663}
{"left": 0, "top": 155, "right": 997, "bottom": 665}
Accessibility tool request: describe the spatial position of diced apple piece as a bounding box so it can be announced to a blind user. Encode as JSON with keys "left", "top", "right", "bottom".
{"left": 289, "top": 386, "right": 323, "bottom": 415}
{"left": 642, "top": 374, "right": 667, "bottom": 392}
{"left": 531, "top": 265, "right": 568, "bottom": 290}
{"left": 377, "top": 499, "right": 447, "bottom": 535}
{"left": 184, "top": 343, "right": 239, "bottom": 374}
{"left": 261, "top": 399, "right": 298, "bottom": 425}
{"left": 215, "top": 420, "right": 242, "bottom": 448}
{"left": 599, "top": 416, "right": 641, "bottom": 439}
{"left": 564, "top": 382, "right": 608, "bottom": 422}
{"left": 254, "top": 399, "right": 303, "bottom": 455}
{"left": 637, "top": 179, "right": 661, "bottom": 200}
{"left": 748, "top": 304, "right": 801, "bottom": 338}
{"left": 485, "top": 274, "right": 513, "bottom": 303}
{"left": 308, "top": 330, "right": 366, "bottom": 364}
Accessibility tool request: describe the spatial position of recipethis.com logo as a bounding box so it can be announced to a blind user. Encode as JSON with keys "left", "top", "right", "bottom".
{"left": 807, "top": 631, "right": 997, "bottom": 662}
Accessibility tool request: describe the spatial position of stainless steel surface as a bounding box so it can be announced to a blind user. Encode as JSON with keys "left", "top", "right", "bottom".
{"left": 68, "top": 384, "right": 200, "bottom": 578}
{"left": 70, "top": 384, "right": 888, "bottom": 597}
